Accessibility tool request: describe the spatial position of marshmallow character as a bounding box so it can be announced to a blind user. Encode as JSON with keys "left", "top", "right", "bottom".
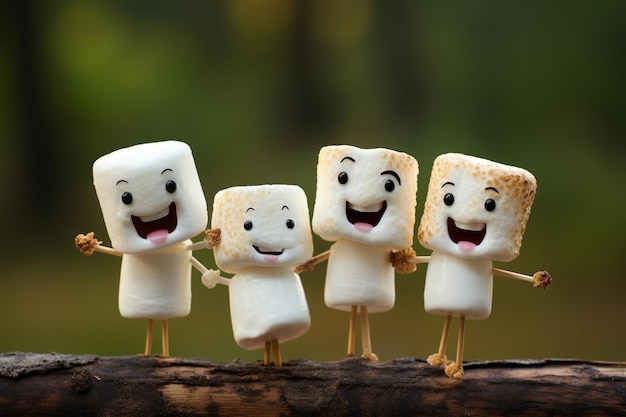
{"left": 311, "top": 145, "right": 418, "bottom": 359}
{"left": 417, "top": 152, "right": 543, "bottom": 379}
{"left": 208, "top": 184, "right": 313, "bottom": 366}
{"left": 81, "top": 140, "right": 208, "bottom": 356}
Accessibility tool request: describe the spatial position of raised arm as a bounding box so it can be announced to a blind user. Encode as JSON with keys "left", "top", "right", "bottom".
{"left": 492, "top": 268, "right": 552, "bottom": 289}
{"left": 186, "top": 228, "right": 222, "bottom": 251}
{"left": 75, "top": 232, "right": 122, "bottom": 257}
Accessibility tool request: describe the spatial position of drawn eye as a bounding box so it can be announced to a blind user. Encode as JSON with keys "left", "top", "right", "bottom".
{"left": 165, "top": 180, "right": 177, "bottom": 193}
{"left": 384, "top": 179, "right": 395, "bottom": 192}
{"left": 443, "top": 193, "right": 454, "bottom": 206}
{"left": 244, "top": 220, "right": 253, "bottom": 231}
{"left": 286, "top": 219, "right": 295, "bottom": 229}
{"left": 484, "top": 198, "right": 496, "bottom": 212}
{"left": 338, "top": 171, "right": 348, "bottom": 184}
{"left": 121, "top": 192, "right": 133, "bottom": 205}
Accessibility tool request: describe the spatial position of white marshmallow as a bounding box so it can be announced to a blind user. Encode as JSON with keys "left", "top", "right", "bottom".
{"left": 119, "top": 242, "right": 192, "bottom": 319}
{"left": 312, "top": 145, "right": 418, "bottom": 312}
{"left": 423, "top": 252, "right": 493, "bottom": 319}
{"left": 324, "top": 240, "right": 395, "bottom": 313}
{"left": 93, "top": 140, "right": 207, "bottom": 254}
{"left": 228, "top": 268, "right": 311, "bottom": 350}
{"left": 418, "top": 153, "right": 537, "bottom": 319}
{"left": 211, "top": 184, "right": 313, "bottom": 349}
{"left": 92, "top": 140, "right": 208, "bottom": 319}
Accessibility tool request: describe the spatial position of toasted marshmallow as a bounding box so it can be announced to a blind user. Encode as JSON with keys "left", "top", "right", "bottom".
{"left": 312, "top": 145, "right": 418, "bottom": 249}
{"left": 211, "top": 184, "right": 313, "bottom": 349}
{"left": 418, "top": 153, "right": 536, "bottom": 262}
{"left": 311, "top": 145, "right": 419, "bottom": 313}
{"left": 211, "top": 184, "right": 314, "bottom": 272}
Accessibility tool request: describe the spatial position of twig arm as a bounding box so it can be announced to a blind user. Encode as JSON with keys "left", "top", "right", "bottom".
{"left": 74, "top": 232, "right": 122, "bottom": 257}
{"left": 186, "top": 228, "right": 221, "bottom": 251}
{"left": 492, "top": 267, "right": 552, "bottom": 289}
{"left": 295, "top": 250, "right": 331, "bottom": 274}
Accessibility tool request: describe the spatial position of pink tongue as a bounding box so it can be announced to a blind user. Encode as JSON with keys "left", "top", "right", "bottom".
{"left": 263, "top": 254, "right": 279, "bottom": 263}
{"left": 147, "top": 229, "right": 169, "bottom": 245}
{"left": 354, "top": 222, "right": 373, "bottom": 233}
{"left": 458, "top": 241, "right": 477, "bottom": 254}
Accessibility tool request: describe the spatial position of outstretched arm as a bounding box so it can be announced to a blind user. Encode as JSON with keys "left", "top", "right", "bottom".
{"left": 189, "top": 256, "right": 230, "bottom": 288}
{"left": 75, "top": 232, "right": 122, "bottom": 257}
{"left": 295, "top": 250, "right": 331, "bottom": 274}
{"left": 492, "top": 268, "right": 552, "bottom": 289}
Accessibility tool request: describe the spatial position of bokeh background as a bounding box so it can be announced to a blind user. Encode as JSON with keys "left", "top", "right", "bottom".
{"left": 1, "top": 1, "right": 624, "bottom": 364}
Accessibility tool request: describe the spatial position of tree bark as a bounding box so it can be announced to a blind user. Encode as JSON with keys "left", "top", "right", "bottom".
{"left": 1, "top": 352, "right": 625, "bottom": 416}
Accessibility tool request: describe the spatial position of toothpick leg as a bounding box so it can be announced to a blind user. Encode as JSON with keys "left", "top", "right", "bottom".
{"left": 162, "top": 320, "right": 169, "bottom": 357}
{"left": 427, "top": 315, "right": 451, "bottom": 367}
{"left": 264, "top": 342, "right": 271, "bottom": 365}
{"left": 360, "top": 306, "right": 377, "bottom": 360}
{"left": 144, "top": 319, "right": 154, "bottom": 355}
{"left": 445, "top": 315, "right": 465, "bottom": 380}
{"left": 347, "top": 305, "right": 358, "bottom": 357}
{"left": 272, "top": 340, "right": 282, "bottom": 367}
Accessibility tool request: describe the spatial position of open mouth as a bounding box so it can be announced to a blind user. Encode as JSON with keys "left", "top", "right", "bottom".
{"left": 253, "top": 245, "right": 284, "bottom": 256}
{"left": 447, "top": 217, "right": 486, "bottom": 253}
{"left": 253, "top": 245, "right": 284, "bottom": 263}
{"left": 346, "top": 201, "right": 387, "bottom": 233}
{"left": 131, "top": 202, "right": 177, "bottom": 244}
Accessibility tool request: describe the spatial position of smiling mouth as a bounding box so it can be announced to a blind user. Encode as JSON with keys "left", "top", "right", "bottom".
{"left": 447, "top": 217, "right": 486, "bottom": 246}
{"left": 131, "top": 202, "right": 177, "bottom": 242}
{"left": 346, "top": 201, "right": 387, "bottom": 229}
{"left": 253, "top": 245, "right": 284, "bottom": 256}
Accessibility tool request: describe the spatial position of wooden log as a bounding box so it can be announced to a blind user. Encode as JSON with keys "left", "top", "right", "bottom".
{"left": 1, "top": 352, "right": 625, "bottom": 416}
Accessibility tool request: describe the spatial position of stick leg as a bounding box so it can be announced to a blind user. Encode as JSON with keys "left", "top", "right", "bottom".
{"left": 264, "top": 341, "right": 271, "bottom": 366}
{"left": 445, "top": 315, "right": 465, "bottom": 380}
{"left": 272, "top": 340, "right": 282, "bottom": 367}
{"left": 144, "top": 319, "right": 154, "bottom": 355}
{"left": 360, "top": 306, "right": 378, "bottom": 361}
{"left": 161, "top": 320, "right": 170, "bottom": 357}
{"left": 347, "top": 305, "right": 358, "bottom": 357}
{"left": 427, "top": 315, "right": 452, "bottom": 367}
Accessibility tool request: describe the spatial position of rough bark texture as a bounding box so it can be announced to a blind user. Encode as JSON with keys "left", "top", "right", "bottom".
{"left": 1, "top": 352, "right": 625, "bottom": 416}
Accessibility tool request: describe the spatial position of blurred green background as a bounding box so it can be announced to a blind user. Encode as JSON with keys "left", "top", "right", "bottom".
{"left": 1, "top": 1, "right": 624, "bottom": 364}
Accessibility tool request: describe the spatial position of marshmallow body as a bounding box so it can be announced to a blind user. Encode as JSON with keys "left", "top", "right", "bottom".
{"left": 119, "top": 242, "right": 192, "bottom": 319}
{"left": 92, "top": 141, "right": 207, "bottom": 320}
{"left": 423, "top": 251, "right": 493, "bottom": 319}
{"left": 324, "top": 240, "right": 395, "bottom": 312}
{"left": 211, "top": 184, "right": 313, "bottom": 348}
{"left": 93, "top": 140, "right": 207, "bottom": 254}
{"left": 312, "top": 145, "right": 418, "bottom": 312}
{"left": 418, "top": 153, "right": 537, "bottom": 319}
{"left": 229, "top": 267, "right": 310, "bottom": 349}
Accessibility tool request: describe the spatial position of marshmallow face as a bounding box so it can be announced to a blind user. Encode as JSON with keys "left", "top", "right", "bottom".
{"left": 93, "top": 141, "right": 208, "bottom": 254}
{"left": 418, "top": 153, "right": 536, "bottom": 262}
{"left": 211, "top": 185, "right": 314, "bottom": 273}
{"left": 312, "top": 145, "right": 418, "bottom": 249}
